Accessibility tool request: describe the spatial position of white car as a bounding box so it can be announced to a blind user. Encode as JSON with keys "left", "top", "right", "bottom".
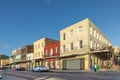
{"left": 42, "top": 66, "right": 49, "bottom": 72}
{"left": 32, "top": 66, "right": 49, "bottom": 72}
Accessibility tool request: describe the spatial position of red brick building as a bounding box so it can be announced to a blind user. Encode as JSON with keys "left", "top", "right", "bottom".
{"left": 44, "top": 41, "right": 60, "bottom": 69}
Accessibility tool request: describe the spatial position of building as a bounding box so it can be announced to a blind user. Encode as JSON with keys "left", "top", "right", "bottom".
{"left": 33, "top": 37, "right": 58, "bottom": 67}
{"left": 20, "top": 45, "right": 33, "bottom": 69}
{"left": 0, "top": 58, "right": 10, "bottom": 68}
{"left": 112, "top": 46, "right": 120, "bottom": 70}
{"left": 11, "top": 45, "right": 33, "bottom": 69}
{"left": 26, "top": 52, "right": 33, "bottom": 70}
{"left": 60, "top": 18, "right": 112, "bottom": 70}
{"left": 11, "top": 49, "right": 21, "bottom": 68}
{"left": 44, "top": 41, "right": 60, "bottom": 69}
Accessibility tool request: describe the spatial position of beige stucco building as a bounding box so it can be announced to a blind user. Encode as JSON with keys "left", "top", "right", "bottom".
{"left": 112, "top": 46, "right": 120, "bottom": 70}
{"left": 33, "top": 37, "right": 58, "bottom": 67}
{"left": 60, "top": 18, "right": 112, "bottom": 70}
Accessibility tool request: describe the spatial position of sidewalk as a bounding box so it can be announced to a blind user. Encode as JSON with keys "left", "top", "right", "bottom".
{"left": 50, "top": 69, "right": 92, "bottom": 73}
{"left": 49, "top": 69, "right": 114, "bottom": 73}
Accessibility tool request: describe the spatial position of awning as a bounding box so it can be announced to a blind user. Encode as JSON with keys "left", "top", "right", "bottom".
{"left": 35, "top": 58, "right": 43, "bottom": 62}
{"left": 45, "top": 56, "right": 60, "bottom": 59}
{"left": 60, "top": 54, "right": 78, "bottom": 58}
{"left": 90, "top": 50, "right": 110, "bottom": 54}
{"left": 90, "top": 50, "right": 112, "bottom": 60}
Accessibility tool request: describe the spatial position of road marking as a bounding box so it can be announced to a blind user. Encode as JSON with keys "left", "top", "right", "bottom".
{"left": 6, "top": 72, "right": 37, "bottom": 78}
{"left": 34, "top": 76, "right": 49, "bottom": 80}
{"left": 34, "top": 76, "right": 66, "bottom": 80}
{"left": 2, "top": 75, "right": 27, "bottom": 80}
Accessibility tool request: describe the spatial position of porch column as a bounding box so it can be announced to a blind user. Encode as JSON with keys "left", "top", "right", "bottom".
{"left": 88, "top": 54, "right": 91, "bottom": 70}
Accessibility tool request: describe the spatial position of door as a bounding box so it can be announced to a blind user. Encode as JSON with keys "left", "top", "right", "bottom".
{"left": 65, "top": 59, "right": 80, "bottom": 70}
{"left": 63, "top": 60, "right": 66, "bottom": 70}
{"left": 80, "top": 58, "right": 85, "bottom": 70}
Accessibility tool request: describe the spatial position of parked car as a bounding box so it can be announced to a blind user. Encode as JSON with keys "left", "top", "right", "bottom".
{"left": 0, "top": 68, "right": 4, "bottom": 70}
{"left": 16, "top": 67, "right": 26, "bottom": 71}
{"left": 32, "top": 66, "right": 49, "bottom": 72}
{"left": 42, "top": 66, "right": 49, "bottom": 72}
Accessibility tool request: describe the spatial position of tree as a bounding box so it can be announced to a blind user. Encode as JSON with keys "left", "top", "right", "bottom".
{"left": 0, "top": 54, "right": 9, "bottom": 60}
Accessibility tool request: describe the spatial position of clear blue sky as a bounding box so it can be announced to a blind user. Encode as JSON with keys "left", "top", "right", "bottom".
{"left": 0, "top": 0, "right": 120, "bottom": 56}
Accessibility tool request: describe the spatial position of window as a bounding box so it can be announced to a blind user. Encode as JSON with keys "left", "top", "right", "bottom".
{"left": 38, "top": 44, "right": 40, "bottom": 49}
{"left": 70, "top": 30, "right": 73, "bottom": 37}
{"left": 97, "top": 32, "right": 99, "bottom": 39}
{"left": 63, "top": 45, "right": 66, "bottom": 52}
{"left": 79, "top": 40, "right": 83, "bottom": 48}
{"left": 97, "top": 44, "right": 99, "bottom": 50}
{"left": 98, "top": 33, "right": 99, "bottom": 39}
{"left": 78, "top": 26, "right": 82, "bottom": 35}
{"left": 70, "top": 43, "right": 74, "bottom": 50}
{"left": 36, "top": 45, "right": 37, "bottom": 49}
{"left": 42, "top": 42, "right": 44, "bottom": 47}
{"left": 90, "top": 39, "right": 93, "bottom": 48}
{"left": 63, "top": 33, "right": 66, "bottom": 40}
{"left": 102, "top": 37, "right": 103, "bottom": 42}
{"left": 96, "top": 43, "right": 97, "bottom": 50}
{"left": 100, "top": 35, "right": 101, "bottom": 41}
{"left": 94, "top": 42, "right": 96, "bottom": 50}
{"left": 94, "top": 29, "right": 96, "bottom": 37}
{"left": 36, "top": 53, "right": 37, "bottom": 57}
{"left": 56, "top": 47, "right": 58, "bottom": 54}
{"left": 90, "top": 26, "right": 92, "bottom": 35}
{"left": 46, "top": 50, "right": 48, "bottom": 56}
{"left": 38, "top": 52, "right": 40, "bottom": 57}
{"left": 50, "top": 48, "right": 53, "bottom": 55}
{"left": 41, "top": 53, "right": 44, "bottom": 58}
{"left": 100, "top": 45, "right": 102, "bottom": 49}
{"left": 22, "top": 48, "right": 26, "bottom": 53}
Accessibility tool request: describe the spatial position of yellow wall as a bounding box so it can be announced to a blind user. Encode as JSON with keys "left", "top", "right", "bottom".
{"left": 60, "top": 18, "right": 112, "bottom": 70}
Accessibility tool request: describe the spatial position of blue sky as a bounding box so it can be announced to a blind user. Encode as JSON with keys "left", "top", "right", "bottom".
{"left": 0, "top": 0, "right": 120, "bottom": 56}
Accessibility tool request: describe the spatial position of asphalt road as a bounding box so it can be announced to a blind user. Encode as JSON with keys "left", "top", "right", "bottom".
{"left": 1, "top": 69, "right": 120, "bottom": 80}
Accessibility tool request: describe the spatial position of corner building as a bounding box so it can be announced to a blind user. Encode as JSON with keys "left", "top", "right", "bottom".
{"left": 33, "top": 38, "right": 58, "bottom": 67}
{"left": 60, "top": 18, "right": 112, "bottom": 70}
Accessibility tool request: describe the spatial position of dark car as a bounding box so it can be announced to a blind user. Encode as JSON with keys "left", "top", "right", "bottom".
{"left": 0, "top": 68, "right": 4, "bottom": 70}
{"left": 16, "top": 67, "right": 26, "bottom": 71}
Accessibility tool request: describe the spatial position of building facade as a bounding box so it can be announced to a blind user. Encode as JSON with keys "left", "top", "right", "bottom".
{"left": 44, "top": 41, "right": 60, "bottom": 69}
{"left": 26, "top": 53, "right": 33, "bottom": 70}
{"left": 11, "top": 49, "right": 21, "bottom": 68}
{"left": 60, "top": 18, "right": 112, "bottom": 70}
{"left": 33, "top": 38, "right": 58, "bottom": 67}
{"left": 20, "top": 45, "right": 33, "bottom": 69}
{"left": 112, "top": 46, "right": 120, "bottom": 70}
{"left": 0, "top": 59, "right": 9, "bottom": 68}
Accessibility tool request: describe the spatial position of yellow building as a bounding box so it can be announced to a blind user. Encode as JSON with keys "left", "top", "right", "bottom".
{"left": 112, "top": 46, "right": 120, "bottom": 70}
{"left": 0, "top": 58, "right": 10, "bottom": 68}
{"left": 60, "top": 18, "right": 112, "bottom": 70}
{"left": 33, "top": 37, "right": 58, "bottom": 67}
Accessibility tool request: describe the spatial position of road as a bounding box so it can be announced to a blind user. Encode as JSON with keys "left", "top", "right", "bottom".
{"left": 1, "top": 69, "right": 120, "bottom": 80}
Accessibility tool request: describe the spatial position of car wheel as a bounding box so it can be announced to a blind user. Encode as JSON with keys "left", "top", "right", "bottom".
{"left": 39, "top": 69, "right": 41, "bottom": 72}
{"left": 32, "top": 69, "right": 34, "bottom": 72}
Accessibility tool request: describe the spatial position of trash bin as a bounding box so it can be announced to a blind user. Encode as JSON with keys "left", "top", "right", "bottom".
{"left": 0, "top": 70, "right": 3, "bottom": 79}
{"left": 13, "top": 67, "right": 16, "bottom": 71}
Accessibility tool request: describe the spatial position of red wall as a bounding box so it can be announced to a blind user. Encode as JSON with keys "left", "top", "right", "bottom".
{"left": 44, "top": 41, "right": 60, "bottom": 57}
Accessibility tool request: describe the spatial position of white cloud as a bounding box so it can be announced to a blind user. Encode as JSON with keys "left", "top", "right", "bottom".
{"left": 0, "top": 41, "right": 11, "bottom": 50}
{"left": 3, "top": 44, "right": 11, "bottom": 50}
{"left": 45, "top": 0, "right": 52, "bottom": 5}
